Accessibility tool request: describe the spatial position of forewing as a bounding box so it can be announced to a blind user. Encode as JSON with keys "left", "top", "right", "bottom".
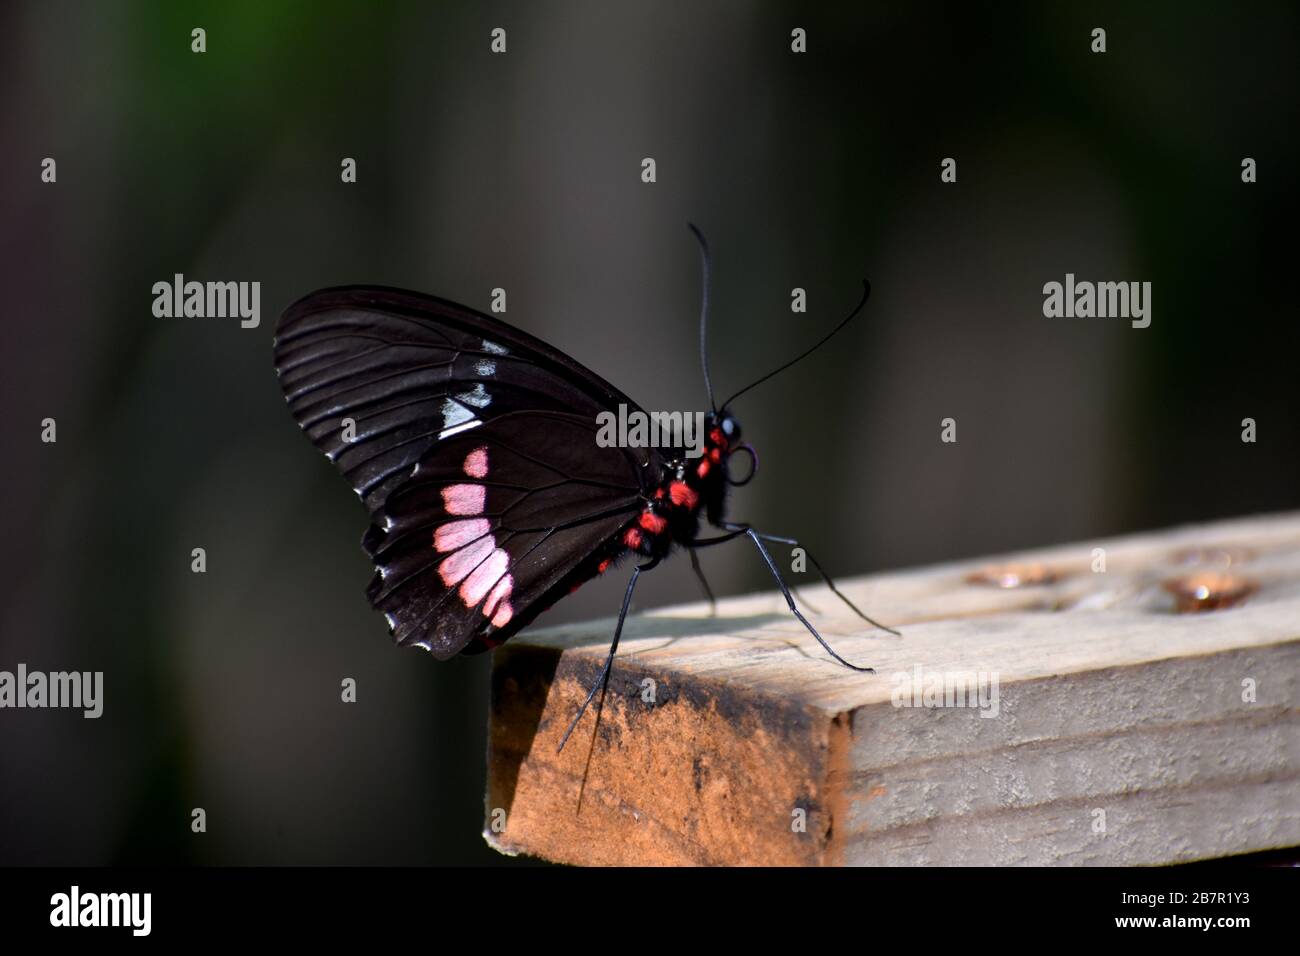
{"left": 274, "top": 285, "right": 646, "bottom": 515}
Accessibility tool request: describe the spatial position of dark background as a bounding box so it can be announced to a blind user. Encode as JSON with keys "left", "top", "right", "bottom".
{"left": 1, "top": 1, "right": 1295, "bottom": 864}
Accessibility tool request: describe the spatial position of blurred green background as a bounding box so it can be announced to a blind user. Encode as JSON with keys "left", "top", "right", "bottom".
{"left": 1, "top": 0, "right": 1296, "bottom": 864}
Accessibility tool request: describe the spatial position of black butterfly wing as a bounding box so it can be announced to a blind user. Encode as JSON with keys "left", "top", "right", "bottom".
{"left": 273, "top": 286, "right": 656, "bottom": 658}
{"left": 364, "top": 410, "right": 643, "bottom": 657}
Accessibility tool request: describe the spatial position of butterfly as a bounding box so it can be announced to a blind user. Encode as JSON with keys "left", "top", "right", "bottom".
{"left": 272, "top": 226, "right": 897, "bottom": 749}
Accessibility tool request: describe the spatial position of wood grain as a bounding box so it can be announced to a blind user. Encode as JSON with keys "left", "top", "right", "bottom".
{"left": 483, "top": 511, "right": 1300, "bottom": 865}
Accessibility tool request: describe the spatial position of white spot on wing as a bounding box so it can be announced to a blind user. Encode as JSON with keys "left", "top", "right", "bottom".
{"left": 441, "top": 397, "right": 475, "bottom": 430}
{"left": 482, "top": 340, "right": 508, "bottom": 355}
{"left": 456, "top": 382, "right": 491, "bottom": 409}
{"left": 438, "top": 419, "right": 483, "bottom": 441}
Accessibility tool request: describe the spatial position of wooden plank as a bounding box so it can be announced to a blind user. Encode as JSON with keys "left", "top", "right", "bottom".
{"left": 483, "top": 511, "right": 1300, "bottom": 865}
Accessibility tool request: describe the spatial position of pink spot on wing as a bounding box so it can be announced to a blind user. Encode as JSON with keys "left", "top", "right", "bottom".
{"left": 484, "top": 574, "right": 513, "bottom": 617}
{"left": 431, "top": 476, "right": 516, "bottom": 622}
{"left": 442, "top": 483, "right": 485, "bottom": 515}
{"left": 491, "top": 601, "right": 513, "bottom": 628}
{"left": 459, "top": 549, "right": 509, "bottom": 607}
{"left": 438, "top": 537, "right": 493, "bottom": 587}
{"left": 463, "top": 447, "right": 489, "bottom": 478}
{"left": 434, "top": 518, "right": 490, "bottom": 552}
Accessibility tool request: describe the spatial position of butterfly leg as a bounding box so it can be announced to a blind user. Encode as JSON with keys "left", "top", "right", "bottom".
{"left": 719, "top": 524, "right": 876, "bottom": 672}
{"left": 687, "top": 547, "right": 717, "bottom": 615}
{"left": 692, "top": 527, "right": 820, "bottom": 612}
{"left": 723, "top": 524, "right": 899, "bottom": 637}
{"left": 557, "top": 555, "right": 661, "bottom": 753}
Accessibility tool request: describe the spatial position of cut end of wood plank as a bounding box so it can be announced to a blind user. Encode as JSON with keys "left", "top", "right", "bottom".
{"left": 484, "top": 643, "right": 842, "bottom": 865}
{"left": 485, "top": 512, "right": 1300, "bottom": 866}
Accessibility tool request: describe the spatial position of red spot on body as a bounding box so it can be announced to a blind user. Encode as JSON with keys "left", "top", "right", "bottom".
{"left": 654, "top": 487, "right": 665, "bottom": 500}
{"left": 709, "top": 448, "right": 722, "bottom": 463}
{"left": 639, "top": 511, "right": 668, "bottom": 534}
{"left": 709, "top": 427, "right": 723, "bottom": 445}
{"left": 597, "top": 557, "right": 612, "bottom": 574}
{"left": 623, "top": 527, "right": 643, "bottom": 548}
{"left": 669, "top": 481, "right": 698, "bottom": 509}
{"left": 696, "top": 458, "right": 711, "bottom": 478}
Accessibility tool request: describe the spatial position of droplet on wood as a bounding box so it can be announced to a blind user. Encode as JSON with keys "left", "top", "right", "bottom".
{"left": 965, "top": 562, "right": 1057, "bottom": 589}
{"left": 1162, "top": 573, "right": 1256, "bottom": 612}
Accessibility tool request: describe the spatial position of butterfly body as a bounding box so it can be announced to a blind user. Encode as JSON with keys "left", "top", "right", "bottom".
{"left": 542, "top": 412, "right": 739, "bottom": 593}
{"left": 622, "top": 416, "right": 737, "bottom": 555}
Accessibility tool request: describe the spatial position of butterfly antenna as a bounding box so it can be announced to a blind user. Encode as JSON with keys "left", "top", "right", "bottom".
{"left": 688, "top": 223, "right": 718, "bottom": 414}
{"left": 720, "top": 279, "right": 872, "bottom": 411}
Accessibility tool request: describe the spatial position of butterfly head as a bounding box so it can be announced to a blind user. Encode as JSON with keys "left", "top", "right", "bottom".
{"left": 717, "top": 410, "right": 741, "bottom": 445}
{"left": 704, "top": 409, "right": 756, "bottom": 489}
